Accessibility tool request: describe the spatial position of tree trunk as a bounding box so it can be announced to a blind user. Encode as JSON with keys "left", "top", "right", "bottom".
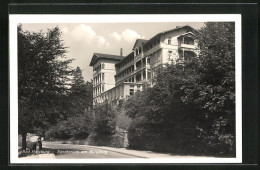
{"left": 22, "top": 132, "right": 27, "bottom": 151}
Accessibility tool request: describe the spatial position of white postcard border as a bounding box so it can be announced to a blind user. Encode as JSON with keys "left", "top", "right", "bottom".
{"left": 9, "top": 14, "right": 242, "bottom": 164}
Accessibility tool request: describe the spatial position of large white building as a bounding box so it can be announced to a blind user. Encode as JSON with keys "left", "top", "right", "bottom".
{"left": 89, "top": 25, "right": 199, "bottom": 105}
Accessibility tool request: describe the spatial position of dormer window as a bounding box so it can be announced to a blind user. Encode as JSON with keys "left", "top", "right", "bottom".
{"left": 168, "top": 37, "right": 171, "bottom": 45}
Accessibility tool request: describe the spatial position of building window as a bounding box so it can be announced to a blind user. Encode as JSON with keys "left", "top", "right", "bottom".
{"left": 168, "top": 37, "right": 171, "bottom": 44}
{"left": 102, "top": 85, "right": 104, "bottom": 92}
{"left": 136, "top": 73, "right": 141, "bottom": 82}
{"left": 143, "top": 58, "right": 146, "bottom": 66}
{"left": 101, "top": 63, "right": 105, "bottom": 69}
{"left": 129, "top": 89, "right": 134, "bottom": 96}
{"left": 157, "top": 55, "right": 160, "bottom": 62}
{"left": 168, "top": 50, "right": 173, "bottom": 60}
{"left": 143, "top": 71, "right": 146, "bottom": 79}
{"left": 137, "top": 85, "right": 140, "bottom": 92}
{"left": 102, "top": 73, "right": 104, "bottom": 81}
{"left": 136, "top": 60, "right": 141, "bottom": 70}
{"left": 148, "top": 72, "right": 151, "bottom": 79}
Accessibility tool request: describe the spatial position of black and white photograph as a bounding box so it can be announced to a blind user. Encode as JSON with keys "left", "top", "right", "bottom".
{"left": 9, "top": 14, "right": 242, "bottom": 164}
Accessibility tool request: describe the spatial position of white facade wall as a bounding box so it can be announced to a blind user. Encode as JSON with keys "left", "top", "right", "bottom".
{"left": 93, "top": 59, "right": 118, "bottom": 104}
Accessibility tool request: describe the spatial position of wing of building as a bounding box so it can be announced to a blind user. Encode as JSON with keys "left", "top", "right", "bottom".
{"left": 89, "top": 25, "right": 199, "bottom": 105}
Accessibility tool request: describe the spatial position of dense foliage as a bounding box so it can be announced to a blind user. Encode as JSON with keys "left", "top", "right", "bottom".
{"left": 115, "top": 100, "right": 132, "bottom": 130}
{"left": 44, "top": 67, "right": 93, "bottom": 140}
{"left": 45, "top": 113, "right": 93, "bottom": 139}
{"left": 69, "top": 67, "right": 93, "bottom": 114}
{"left": 93, "top": 102, "right": 117, "bottom": 136}
{"left": 125, "top": 22, "right": 235, "bottom": 156}
{"left": 195, "top": 22, "right": 235, "bottom": 155}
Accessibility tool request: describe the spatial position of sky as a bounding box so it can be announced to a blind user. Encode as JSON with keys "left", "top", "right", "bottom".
{"left": 21, "top": 22, "right": 204, "bottom": 82}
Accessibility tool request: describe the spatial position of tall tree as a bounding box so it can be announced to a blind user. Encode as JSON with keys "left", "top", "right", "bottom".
{"left": 68, "top": 66, "right": 93, "bottom": 116}
{"left": 194, "top": 22, "right": 236, "bottom": 154}
{"left": 18, "top": 25, "right": 73, "bottom": 150}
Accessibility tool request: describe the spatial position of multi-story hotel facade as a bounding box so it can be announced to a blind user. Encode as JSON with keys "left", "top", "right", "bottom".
{"left": 89, "top": 25, "right": 199, "bottom": 105}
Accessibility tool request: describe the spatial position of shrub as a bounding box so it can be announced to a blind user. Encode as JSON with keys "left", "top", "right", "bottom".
{"left": 93, "top": 102, "right": 116, "bottom": 136}
{"left": 45, "top": 113, "right": 92, "bottom": 140}
{"left": 115, "top": 107, "right": 131, "bottom": 131}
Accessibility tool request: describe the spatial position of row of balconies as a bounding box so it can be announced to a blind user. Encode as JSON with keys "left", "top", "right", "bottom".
{"left": 115, "top": 66, "right": 149, "bottom": 85}
{"left": 115, "top": 43, "right": 195, "bottom": 77}
{"left": 115, "top": 64, "right": 150, "bottom": 83}
{"left": 116, "top": 60, "right": 134, "bottom": 73}
{"left": 144, "top": 44, "right": 161, "bottom": 56}
{"left": 136, "top": 64, "right": 150, "bottom": 72}
{"left": 135, "top": 52, "right": 143, "bottom": 61}
{"left": 115, "top": 70, "right": 135, "bottom": 83}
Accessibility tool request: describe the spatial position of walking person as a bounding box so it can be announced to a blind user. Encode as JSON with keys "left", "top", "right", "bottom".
{"left": 38, "top": 136, "right": 42, "bottom": 152}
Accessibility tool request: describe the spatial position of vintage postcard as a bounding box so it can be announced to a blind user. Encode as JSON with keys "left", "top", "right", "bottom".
{"left": 9, "top": 14, "right": 242, "bottom": 164}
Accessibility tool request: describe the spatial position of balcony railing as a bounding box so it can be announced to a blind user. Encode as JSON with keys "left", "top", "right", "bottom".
{"left": 179, "top": 43, "right": 196, "bottom": 49}
{"left": 144, "top": 44, "right": 161, "bottom": 56}
{"left": 136, "top": 64, "right": 149, "bottom": 72}
{"left": 117, "top": 61, "right": 134, "bottom": 73}
{"left": 135, "top": 53, "right": 143, "bottom": 61}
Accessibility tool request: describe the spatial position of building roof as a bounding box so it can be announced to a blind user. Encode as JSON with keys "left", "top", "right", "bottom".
{"left": 143, "top": 25, "right": 197, "bottom": 47}
{"left": 132, "top": 39, "right": 148, "bottom": 50}
{"left": 177, "top": 32, "right": 196, "bottom": 38}
{"left": 89, "top": 53, "right": 124, "bottom": 66}
{"left": 154, "top": 25, "right": 196, "bottom": 39}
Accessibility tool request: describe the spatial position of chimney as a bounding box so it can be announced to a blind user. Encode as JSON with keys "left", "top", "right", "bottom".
{"left": 120, "top": 48, "right": 123, "bottom": 56}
